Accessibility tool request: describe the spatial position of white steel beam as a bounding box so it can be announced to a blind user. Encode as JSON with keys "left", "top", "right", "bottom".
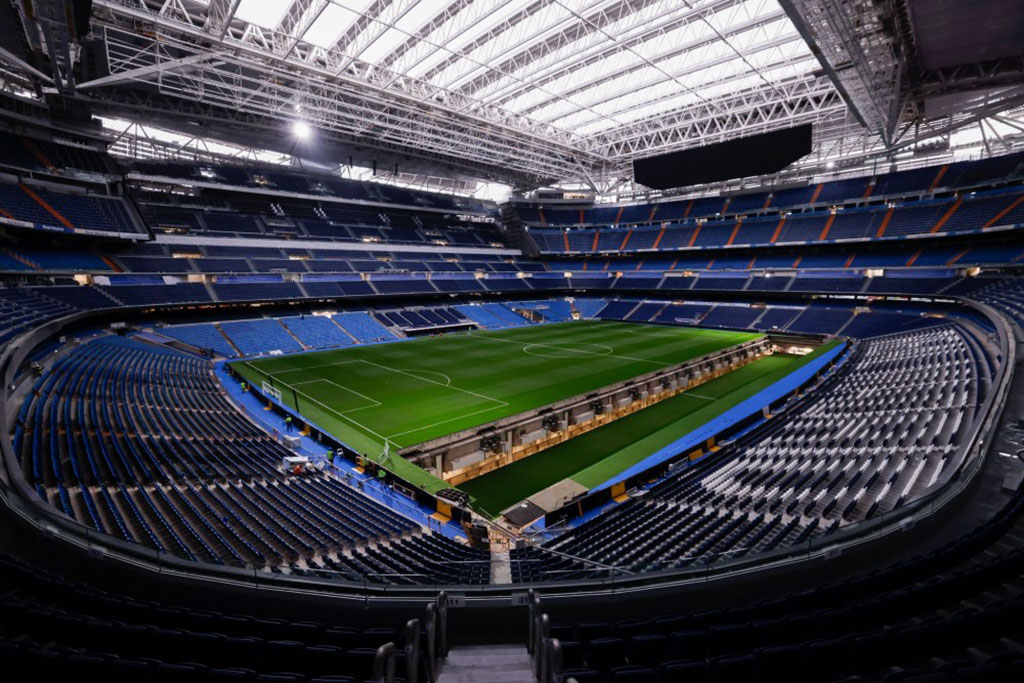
{"left": 77, "top": 51, "right": 227, "bottom": 90}
{"left": 779, "top": 0, "right": 904, "bottom": 144}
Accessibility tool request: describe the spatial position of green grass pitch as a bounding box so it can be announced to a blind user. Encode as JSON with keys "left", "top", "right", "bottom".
{"left": 231, "top": 320, "right": 760, "bottom": 492}
{"left": 460, "top": 340, "right": 841, "bottom": 516}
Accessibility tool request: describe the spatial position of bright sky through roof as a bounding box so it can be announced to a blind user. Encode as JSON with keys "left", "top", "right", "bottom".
{"left": 356, "top": 1, "right": 444, "bottom": 64}
{"left": 218, "top": 0, "right": 815, "bottom": 143}
{"left": 303, "top": 0, "right": 376, "bottom": 49}
{"left": 235, "top": 0, "right": 292, "bottom": 30}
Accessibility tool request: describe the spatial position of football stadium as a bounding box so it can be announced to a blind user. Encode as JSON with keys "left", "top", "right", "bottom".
{"left": 0, "top": 1, "right": 1022, "bottom": 681}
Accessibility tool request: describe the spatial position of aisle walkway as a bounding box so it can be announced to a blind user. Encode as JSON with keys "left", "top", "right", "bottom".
{"left": 437, "top": 644, "right": 534, "bottom": 683}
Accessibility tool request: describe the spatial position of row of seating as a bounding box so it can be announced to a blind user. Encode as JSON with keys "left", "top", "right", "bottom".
{"left": 0, "top": 552, "right": 420, "bottom": 682}
{"left": 529, "top": 191, "right": 1024, "bottom": 254}
{"left": 504, "top": 300, "right": 575, "bottom": 322}
{"left": 13, "top": 336, "right": 488, "bottom": 583}
{"left": 138, "top": 193, "right": 499, "bottom": 248}
{"left": 534, "top": 436, "right": 1024, "bottom": 682}
{"left": 959, "top": 277, "right": 1024, "bottom": 331}
{"left": 0, "top": 181, "right": 141, "bottom": 235}
{"left": 454, "top": 303, "right": 532, "bottom": 329}
{"left": 544, "top": 241, "right": 1020, "bottom": 270}
{"left": 157, "top": 301, "right": 560, "bottom": 359}
{"left": 596, "top": 297, "right": 949, "bottom": 338}
{"left": 0, "top": 287, "right": 75, "bottom": 345}
{"left": 131, "top": 158, "right": 483, "bottom": 214}
{"left": 148, "top": 270, "right": 968, "bottom": 301}
{"left": 516, "top": 150, "right": 1024, "bottom": 228}
{"left": 0, "top": 130, "right": 114, "bottom": 176}
{"left": 513, "top": 326, "right": 988, "bottom": 582}
{"left": 106, "top": 244, "right": 537, "bottom": 274}
{"left": 374, "top": 307, "right": 467, "bottom": 330}
{"left": 1, "top": 237, "right": 1016, "bottom": 276}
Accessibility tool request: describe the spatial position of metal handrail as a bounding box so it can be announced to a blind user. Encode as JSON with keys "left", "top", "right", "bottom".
{"left": 436, "top": 591, "right": 449, "bottom": 660}
{"left": 422, "top": 601, "right": 438, "bottom": 683}
{"left": 526, "top": 588, "right": 540, "bottom": 655}
{"left": 545, "top": 638, "right": 562, "bottom": 683}
{"left": 533, "top": 613, "right": 549, "bottom": 680}
{"left": 404, "top": 618, "right": 420, "bottom": 683}
{"left": 372, "top": 642, "right": 396, "bottom": 683}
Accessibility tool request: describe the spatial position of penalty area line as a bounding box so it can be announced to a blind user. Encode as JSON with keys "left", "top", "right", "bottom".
{"left": 286, "top": 382, "right": 396, "bottom": 452}
{"left": 291, "top": 378, "right": 382, "bottom": 410}
{"left": 355, "top": 359, "right": 508, "bottom": 409}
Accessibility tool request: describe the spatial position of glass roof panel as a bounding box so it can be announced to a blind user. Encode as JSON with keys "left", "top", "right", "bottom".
{"left": 235, "top": 0, "right": 292, "bottom": 30}
{"left": 432, "top": 3, "right": 574, "bottom": 90}
{"left": 466, "top": 0, "right": 693, "bottom": 104}
{"left": 401, "top": 0, "right": 535, "bottom": 79}
{"left": 462, "top": 0, "right": 802, "bottom": 132}
{"left": 304, "top": 0, "right": 376, "bottom": 49}
{"left": 356, "top": 1, "right": 447, "bottom": 65}
{"left": 502, "top": 10, "right": 812, "bottom": 132}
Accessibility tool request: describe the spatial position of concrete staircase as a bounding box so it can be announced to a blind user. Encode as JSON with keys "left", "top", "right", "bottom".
{"left": 490, "top": 550, "right": 512, "bottom": 584}
{"left": 438, "top": 644, "right": 534, "bottom": 683}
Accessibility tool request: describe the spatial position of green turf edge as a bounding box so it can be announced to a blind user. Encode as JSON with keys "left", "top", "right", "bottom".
{"left": 458, "top": 340, "right": 843, "bottom": 516}
{"left": 227, "top": 359, "right": 451, "bottom": 494}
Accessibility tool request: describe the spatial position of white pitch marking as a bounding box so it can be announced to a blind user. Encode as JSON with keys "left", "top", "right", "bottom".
{"left": 396, "top": 369, "right": 453, "bottom": 386}
{"left": 683, "top": 392, "right": 717, "bottom": 401}
{"left": 271, "top": 359, "right": 366, "bottom": 375}
{"left": 267, "top": 357, "right": 509, "bottom": 446}
{"left": 625, "top": 326, "right": 706, "bottom": 337}
{"left": 287, "top": 382, "right": 394, "bottom": 449}
{"left": 384, "top": 403, "right": 509, "bottom": 441}
{"left": 521, "top": 342, "right": 614, "bottom": 358}
{"left": 292, "top": 378, "right": 381, "bottom": 411}
{"left": 270, "top": 358, "right": 503, "bottom": 407}
{"left": 471, "top": 333, "right": 670, "bottom": 367}
{"left": 354, "top": 359, "right": 508, "bottom": 408}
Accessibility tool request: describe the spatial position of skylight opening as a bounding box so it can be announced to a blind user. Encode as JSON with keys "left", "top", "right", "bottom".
{"left": 504, "top": 51, "right": 646, "bottom": 115}
{"left": 304, "top": 0, "right": 375, "bottom": 49}
{"left": 435, "top": 3, "right": 573, "bottom": 90}
{"left": 356, "top": 1, "right": 444, "bottom": 65}
{"left": 235, "top": 0, "right": 292, "bottom": 30}
{"left": 487, "top": 5, "right": 782, "bottom": 123}
{"left": 466, "top": 0, "right": 689, "bottom": 103}
{"left": 401, "top": 0, "right": 533, "bottom": 80}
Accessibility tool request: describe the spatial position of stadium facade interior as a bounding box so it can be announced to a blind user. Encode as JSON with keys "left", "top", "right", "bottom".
{"left": 1, "top": 1, "right": 1023, "bottom": 681}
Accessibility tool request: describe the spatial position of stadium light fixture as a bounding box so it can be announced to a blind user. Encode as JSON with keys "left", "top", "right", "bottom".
{"left": 292, "top": 121, "right": 312, "bottom": 140}
{"left": 826, "top": 160, "right": 836, "bottom": 169}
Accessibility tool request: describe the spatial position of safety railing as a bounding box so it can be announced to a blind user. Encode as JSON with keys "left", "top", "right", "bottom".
{"left": 529, "top": 590, "right": 565, "bottom": 683}
{"left": 372, "top": 642, "right": 396, "bottom": 683}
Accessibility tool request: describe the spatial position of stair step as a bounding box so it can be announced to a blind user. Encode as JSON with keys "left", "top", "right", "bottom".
{"left": 439, "top": 645, "right": 533, "bottom": 683}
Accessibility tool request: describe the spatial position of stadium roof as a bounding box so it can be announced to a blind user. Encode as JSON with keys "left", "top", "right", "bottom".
{"left": 4, "top": 1, "right": 1024, "bottom": 192}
